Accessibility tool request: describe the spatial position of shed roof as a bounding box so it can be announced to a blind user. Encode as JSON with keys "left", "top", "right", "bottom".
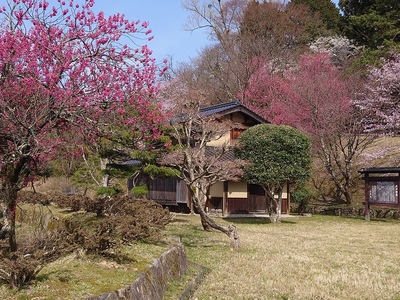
{"left": 359, "top": 167, "right": 400, "bottom": 174}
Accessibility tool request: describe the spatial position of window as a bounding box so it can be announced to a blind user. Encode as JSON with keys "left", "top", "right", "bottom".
{"left": 230, "top": 128, "right": 245, "bottom": 141}
{"left": 369, "top": 180, "right": 398, "bottom": 204}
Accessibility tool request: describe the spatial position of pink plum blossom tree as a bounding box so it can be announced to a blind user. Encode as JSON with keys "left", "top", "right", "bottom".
{"left": 0, "top": 0, "right": 165, "bottom": 251}
{"left": 244, "top": 53, "right": 375, "bottom": 203}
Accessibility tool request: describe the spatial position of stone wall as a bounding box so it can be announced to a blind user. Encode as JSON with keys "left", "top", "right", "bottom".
{"left": 87, "top": 244, "right": 187, "bottom": 300}
{"left": 292, "top": 203, "right": 400, "bottom": 220}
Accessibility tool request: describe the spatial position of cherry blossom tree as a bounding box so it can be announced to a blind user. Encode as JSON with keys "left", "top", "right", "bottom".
{"left": 0, "top": 0, "right": 165, "bottom": 251}
{"left": 356, "top": 53, "right": 400, "bottom": 134}
{"left": 309, "top": 35, "right": 362, "bottom": 66}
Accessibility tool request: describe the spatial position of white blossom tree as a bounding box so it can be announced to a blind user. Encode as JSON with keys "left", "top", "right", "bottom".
{"left": 356, "top": 53, "right": 400, "bottom": 134}
{"left": 309, "top": 35, "right": 362, "bottom": 66}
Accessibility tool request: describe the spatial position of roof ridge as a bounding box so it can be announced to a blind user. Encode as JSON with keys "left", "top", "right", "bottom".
{"left": 200, "top": 99, "right": 242, "bottom": 112}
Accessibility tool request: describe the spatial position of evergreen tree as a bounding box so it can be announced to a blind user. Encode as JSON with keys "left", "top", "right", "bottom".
{"left": 235, "top": 124, "right": 312, "bottom": 223}
{"left": 339, "top": 0, "right": 400, "bottom": 50}
{"left": 290, "top": 0, "right": 342, "bottom": 33}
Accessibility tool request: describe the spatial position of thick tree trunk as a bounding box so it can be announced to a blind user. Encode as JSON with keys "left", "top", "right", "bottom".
{"left": 343, "top": 189, "right": 352, "bottom": 204}
{"left": 191, "top": 191, "right": 240, "bottom": 248}
{"left": 195, "top": 188, "right": 213, "bottom": 231}
{"left": 269, "top": 198, "right": 279, "bottom": 223}
{"left": 2, "top": 185, "right": 18, "bottom": 252}
{"left": 1, "top": 159, "right": 29, "bottom": 252}
{"left": 198, "top": 207, "right": 240, "bottom": 248}
{"left": 200, "top": 214, "right": 213, "bottom": 231}
{"left": 8, "top": 211, "right": 17, "bottom": 252}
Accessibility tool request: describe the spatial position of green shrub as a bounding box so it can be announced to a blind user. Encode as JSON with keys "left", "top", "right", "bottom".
{"left": 291, "top": 186, "right": 316, "bottom": 215}
{"left": 96, "top": 187, "right": 119, "bottom": 197}
{"left": 131, "top": 185, "right": 148, "bottom": 197}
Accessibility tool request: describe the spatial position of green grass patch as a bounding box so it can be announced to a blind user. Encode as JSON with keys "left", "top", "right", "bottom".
{"left": 0, "top": 242, "right": 167, "bottom": 300}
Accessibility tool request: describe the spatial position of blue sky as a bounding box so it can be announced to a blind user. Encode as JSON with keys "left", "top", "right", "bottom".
{"left": 93, "top": 0, "right": 211, "bottom": 64}
{"left": 93, "top": 0, "right": 340, "bottom": 65}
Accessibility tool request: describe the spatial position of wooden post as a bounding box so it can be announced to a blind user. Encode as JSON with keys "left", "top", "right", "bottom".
{"left": 286, "top": 182, "right": 290, "bottom": 215}
{"left": 398, "top": 173, "right": 400, "bottom": 204}
{"left": 364, "top": 173, "right": 370, "bottom": 221}
{"left": 222, "top": 181, "right": 228, "bottom": 217}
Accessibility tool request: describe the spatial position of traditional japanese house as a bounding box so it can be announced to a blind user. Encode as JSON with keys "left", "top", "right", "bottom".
{"left": 145, "top": 100, "right": 291, "bottom": 215}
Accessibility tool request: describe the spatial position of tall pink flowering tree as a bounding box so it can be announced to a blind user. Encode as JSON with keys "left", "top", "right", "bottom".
{"left": 0, "top": 0, "right": 165, "bottom": 251}
{"left": 244, "top": 53, "right": 374, "bottom": 203}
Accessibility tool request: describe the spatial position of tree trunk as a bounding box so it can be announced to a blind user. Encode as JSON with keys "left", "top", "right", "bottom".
{"left": 1, "top": 185, "right": 18, "bottom": 252}
{"left": 275, "top": 188, "right": 283, "bottom": 223}
{"left": 195, "top": 188, "right": 213, "bottom": 231}
{"left": 269, "top": 199, "right": 279, "bottom": 223}
{"left": 200, "top": 214, "right": 213, "bottom": 231}
{"left": 102, "top": 174, "right": 110, "bottom": 187}
{"left": 198, "top": 207, "right": 240, "bottom": 248}
{"left": 343, "top": 189, "right": 352, "bottom": 204}
{"left": 191, "top": 191, "right": 240, "bottom": 248}
{"left": 264, "top": 187, "right": 280, "bottom": 223}
{"left": 0, "top": 159, "right": 29, "bottom": 252}
{"left": 8, "top": 211, "right": 17, "bottom": 252}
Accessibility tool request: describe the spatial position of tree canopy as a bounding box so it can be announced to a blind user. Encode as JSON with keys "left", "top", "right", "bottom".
{"left": 356, "top": 53, "right": 400, "bottom": 134}
{"left": 235, "top": 124, "right": 311, "bottom": 221}
{"left": 339, "top": 0, "right": 400, "bottom": 51}
{"left": 290, "top": 0, "right": 342, "bottom": 33}
{"left": 0, "top": 0, "right": 164, "bottom": 251}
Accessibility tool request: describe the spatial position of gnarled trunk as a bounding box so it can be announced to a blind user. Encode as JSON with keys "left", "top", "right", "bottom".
{"left": 200, "top": 214, "right": 213, "bottom": 231}
{"left": 1, "top": 182, "right": 18, "bottom": 251}
{"left": 264, "top": 186, "right": 282, "bottom": 223}
{"left": 191, "top": 187, "right": 240, "bottom": 248}
{"left": 0, "top": 158, "right": 29, "bottom": 252}
{"left": 198, "top": 206, "right": 240, "bottom": 248}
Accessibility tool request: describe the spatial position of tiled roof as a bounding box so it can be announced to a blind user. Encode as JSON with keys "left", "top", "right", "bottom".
{"left": 205, "top": 146, "right": 236, "bottom": 161}
{"left": 200, "top": 100, "right": 243, "bottom": 116}
{"left": 200, "top": 100, "right": 269, "bottom": 124}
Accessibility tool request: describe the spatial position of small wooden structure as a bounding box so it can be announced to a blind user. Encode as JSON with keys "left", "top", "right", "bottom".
{"left": 147, "top": 177, "right": 193, "bottom": 213}
{"left": 359, "top": 167, "right": 400, "bottom": 221}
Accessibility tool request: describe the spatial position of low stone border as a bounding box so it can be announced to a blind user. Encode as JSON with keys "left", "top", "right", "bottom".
{"left": 179, "top": 261, "right": 211, "bottom": 300}
{"left": 305, "top": 205, "right": 400, "bottom": 219}
{"left": 87, "top": 244, "right": 187, "bottom": 300}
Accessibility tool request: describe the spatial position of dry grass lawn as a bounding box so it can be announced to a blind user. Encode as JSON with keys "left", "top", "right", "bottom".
{"left": 165, "top": 214, "right": 400, "bottom": 300}
{"left": 1, "top": 213, "right": 400, "bottom": 299}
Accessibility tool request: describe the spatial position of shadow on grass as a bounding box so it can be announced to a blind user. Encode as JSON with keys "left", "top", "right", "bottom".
{"left": 223, "top": 217, "right": 298, "bottom": 225}
{"left": 169, "top": 216, "right": 193, "bottom": 224}
{"left": 100, "top": 252, "right": 137, "bottom": 264}
{"left": 223, "top": 217, "right": 271, "bottom": 224}
{"left": 35, "top": 269, "right": 74, "bottom": 284}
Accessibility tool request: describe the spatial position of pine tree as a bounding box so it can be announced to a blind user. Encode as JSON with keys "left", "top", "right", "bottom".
{"left": 339, "top": 0, "right": 400, "bottom": 50}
